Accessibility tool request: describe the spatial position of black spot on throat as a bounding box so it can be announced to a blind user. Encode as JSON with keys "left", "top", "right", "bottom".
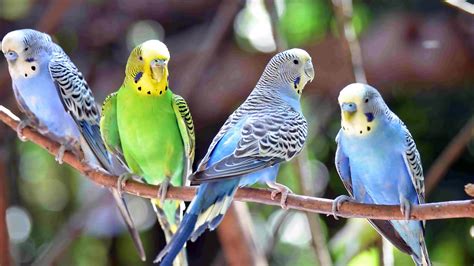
{"left": 138, "top": 86, "right": 142, "bottom": 91}
{"left": 359, "top": 130, "right": 363, "bottom": 134}
{"left": 31, "top": 66, "right": 36, "bottom": 71}
{"left": 367, "top": 126, "right": 371, "bottom": 131}
{"left": 24, "top": 73, "right": 28, "bottom": 77}
{"left": 147, "top": 91, "right": 151, "bottom": 95}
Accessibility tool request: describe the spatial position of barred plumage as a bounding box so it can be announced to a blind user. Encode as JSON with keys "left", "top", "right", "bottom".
{"left": 49, "top": 48, "right": 100, "bottom": 125}
{"left": 156, "top": 48, "right": 314, "bottom": 264}
{"left": 195, "top": 50, "right": 310, "bottom": 176}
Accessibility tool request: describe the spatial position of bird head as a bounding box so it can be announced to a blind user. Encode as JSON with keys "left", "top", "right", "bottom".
{"left": 338, "top": 83, "right": 385, "bottom": 136}
{"left": 261, "top": 48, "right": 314, "bottom": 98}
{"left": 125, "top": 40, "right": 170, "bottom": 96}
{"left": 2, "top": 29, "right": 51, "bottom": 63}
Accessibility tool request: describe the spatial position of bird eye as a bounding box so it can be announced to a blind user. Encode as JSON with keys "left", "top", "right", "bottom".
{"left": 364, "top": 98, "right": 369, "bottom": 103}
{"left": 293, "top": 59, "right": 299, "bottom": 65}
{"left": 24, "top": 47, "right": 28, "bottom": 51}
{"left": 139, "top": 56, "right": 143, "bottom": 61}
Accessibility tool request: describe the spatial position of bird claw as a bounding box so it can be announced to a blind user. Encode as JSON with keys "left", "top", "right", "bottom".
{"left": 158, "top": 179, "right": 170, "bottom": 202}
{"left": 266, "top": 181, "right": 292, "bottom": 209}
{"left": 400, "top": 197, "right": 412, "bottom": 220}
{"left": 331, "top": 195, "right": 353, "bottom": 220}
{"left": 55, "top": 145, "right": 66, "bottom": 164}
{"left": 117, "top": 173, "right": 134, "bottom": 197}
{"left": 16, "top": 120, "right": 31, "bottom": 142}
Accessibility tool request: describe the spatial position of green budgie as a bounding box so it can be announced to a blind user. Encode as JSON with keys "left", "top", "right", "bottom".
{"left": 100, "top": 40, "right": 194, "bottom": 266}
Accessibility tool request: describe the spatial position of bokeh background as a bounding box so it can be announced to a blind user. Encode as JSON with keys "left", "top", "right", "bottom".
{"left": 0, "top": 0, "right": 473, "bottom": 265}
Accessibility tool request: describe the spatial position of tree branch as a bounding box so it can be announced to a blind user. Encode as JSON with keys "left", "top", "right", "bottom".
{"left": 425, "top": 116, "right": 474, "bottom": 193}
{"left": 0, "top": 105, "right": 473, "bottom": 221}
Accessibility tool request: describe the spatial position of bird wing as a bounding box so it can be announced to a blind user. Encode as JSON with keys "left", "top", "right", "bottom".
{"left": 192, "top": 109, "right": 307, "bottom": 183}
{"left": 172, "top": 94, "right": 195, "bottom": 183}
{"left": 401, "top": 126, "right": 426, "bottom": 205}
{"left": 334, "top": 130, "right": 353, "bottom": 196}
{"left": 100, "top": 92, "right": 127, "bottom": 164}
{"left": 335, "top": 130, "right": 414, "bottom": 255}
{"left": 48, "top": 50, "right": 110, "bottom": 167}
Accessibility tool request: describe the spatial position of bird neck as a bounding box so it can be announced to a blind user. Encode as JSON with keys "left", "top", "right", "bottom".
{"left": 276, "top": 87, "right": 302, "bottom": 112}
{"left": 125, "top": 73, "right": 170, "bottom": 97}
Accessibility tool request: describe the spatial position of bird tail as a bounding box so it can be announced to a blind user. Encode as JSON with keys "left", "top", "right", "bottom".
{"left": 152, "top": 198, "right": 188, "bottom": 266}
{"left": 154, "top": 180, "right": 238, "bottom": 265}
{"left": 412, "top": 234, "right": 431, "bottom": 266}
{"left": 110, "top": 188, "right": 146, "bottom": 261}
{"left": 81, "top": 138, "right": 146, "bottom": 261}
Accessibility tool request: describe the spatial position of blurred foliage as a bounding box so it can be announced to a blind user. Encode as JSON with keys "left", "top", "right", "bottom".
{"left": 279, "top": 0, "right": 332, "bottom": 46}
{"left": 1, "top": 0, "right": 473, "bottom": 265}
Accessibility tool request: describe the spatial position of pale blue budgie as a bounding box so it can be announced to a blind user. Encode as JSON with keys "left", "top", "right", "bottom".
{"left": 155, "top": 48, "right": 315, "bottom": 265}
{"left": 1, "top": 29, "right": 146, "bottom": 261}
{"left": 332, "top": 83, "right": 431, "bottom": 266}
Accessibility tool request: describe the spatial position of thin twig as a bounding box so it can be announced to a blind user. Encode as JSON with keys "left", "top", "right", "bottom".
{"left": 425, "top": 116, "right": 474, "bottom": 194}
{"left": 332, "top": 0, "right": 367, "bottom": 83}
{"left": 37, "top": 0, "right": 79, "bottom": 33}
{"left": 296, "top": 150, "right": 333, "bottom": 266}
{"left": 265, "top": 210, "right": 292, "bottom": 257}
{"left": 217, "top": 203, "right": 268, "bottom": 266}
{"left": 32, "top": 192, "right": 107, "bottom": 265}
{"left": 1, "top": 106, "right": 473, "bottom": 221}
{"left": 178, "top": 0, "right": 242, "bottom": 97}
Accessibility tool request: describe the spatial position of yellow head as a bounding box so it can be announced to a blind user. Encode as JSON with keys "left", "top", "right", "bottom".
{"left": 338, "top": 83, "right": 386, "bottom": 136}
{"left": 125, "top": 40, "right": 170, "bottom": 96}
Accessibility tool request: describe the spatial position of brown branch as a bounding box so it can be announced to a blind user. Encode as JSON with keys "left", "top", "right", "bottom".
{"left": 425, "top": 116, "right": 474, "bottom": 193}
{"left": 217, "top": 203, "right": 268, "bottom": 266}
{"left": 0, "top": 105, "right": 473, "bottom": 221}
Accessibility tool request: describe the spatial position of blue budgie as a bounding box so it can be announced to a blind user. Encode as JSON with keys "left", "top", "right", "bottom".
{"left": 155, "top": 48, "right": 315, "bottom": 265}
{"left": 332, "top": 83, "right": 431, "bottom": 266}
{"left": 2, "top": 29, "right": 146, "bottom": 261}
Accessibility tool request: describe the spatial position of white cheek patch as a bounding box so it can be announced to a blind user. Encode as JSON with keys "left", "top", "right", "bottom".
{"left": 341, "top": 112, "right": 377, "bottom": 136}
{"left": 9, "top": 60, "right": 40, "bottom": 79}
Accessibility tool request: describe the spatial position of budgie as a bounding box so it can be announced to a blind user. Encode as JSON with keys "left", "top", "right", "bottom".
{"left": 1, "top": 29, "right": 146, "bottom": 261}
{"left": 100, "top": 40, "right": 195, "bottom": 266}
{"left": 332, "top": 83, "right": 431, "bottom": 266}
{"left": 155, "top": 48, "right": 315, "bottom": 265}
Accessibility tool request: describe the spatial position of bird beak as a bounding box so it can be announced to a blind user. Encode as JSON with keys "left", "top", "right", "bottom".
{"left": 304, "top": 59, "right": 314, "bottom": 82}
{"left": 4, "top": 50, "right": 18, "bottom": 61}
{"left": 150, "top": 59, "right": 167, "bottom": 82}
{"left": 341, "top": 102, "right": 357, "bottom": 113}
